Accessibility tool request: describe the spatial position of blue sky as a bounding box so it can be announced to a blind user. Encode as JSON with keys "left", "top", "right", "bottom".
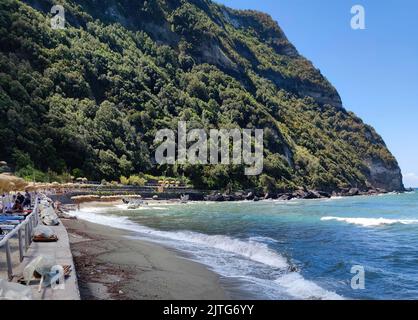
{"left": 216, "top": 0, "right": 418, "bottom": 187}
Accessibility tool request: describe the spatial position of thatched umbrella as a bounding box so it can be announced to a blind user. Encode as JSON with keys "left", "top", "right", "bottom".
{"left": 25, "top": 183, "right": 38, "bottom": 192}
{"left": 49, "top": 182, "right": 61, "bottom": 190}
{"left": 0, "top": 173, "right": 28, "bottom": 213}
{"left": 0, "top": 174, "right": 28, "bottom": 192}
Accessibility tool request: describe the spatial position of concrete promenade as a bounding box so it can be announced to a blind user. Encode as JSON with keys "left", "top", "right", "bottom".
{"left": 13, "top": 217, "right": 80, "bottom": 300}
{"left": 1, "top": 201, "right": 80, "bottom": 300}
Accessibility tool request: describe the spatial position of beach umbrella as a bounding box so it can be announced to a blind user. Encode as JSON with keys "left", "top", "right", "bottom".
{"left": 34, "top": 183, "right": 47, "bottom": 190}
{"left": 49, "top": 182, "right": 61, "bottom": 189}
{"left": 25, "top": 183, "right": 38, "bottom": 192}
{"left": 0, "top": 174, "right": 28, "bottom": 212}
{"left": 0, "top": 174, "right": 28, "bottom": 192}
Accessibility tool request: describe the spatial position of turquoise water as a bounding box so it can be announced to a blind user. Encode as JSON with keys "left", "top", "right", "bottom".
{"left": 71, "top": 191, "right": 418, "bottom": 300}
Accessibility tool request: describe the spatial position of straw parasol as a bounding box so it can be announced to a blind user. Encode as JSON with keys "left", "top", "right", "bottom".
{"left": 48, "top": 182, "right": 61, "bottom": 189}
{"left": 0, "top": 173, "right": 28, "bottom": 193}
{"left": 25, "top": 183, "right": 38, "bottom": 192}
{"left": 0, "top": 173, "right": 28, "bottom": 213}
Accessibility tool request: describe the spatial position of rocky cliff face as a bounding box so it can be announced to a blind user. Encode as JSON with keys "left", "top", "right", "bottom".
{"left": 69, "top": 0, "right": 344, "bottom": 109}
{"left": 1, "top": 0, "right": 404, "bottom": 191}
{"left": 366, "top": 159, "right": 404, "bottom": 191}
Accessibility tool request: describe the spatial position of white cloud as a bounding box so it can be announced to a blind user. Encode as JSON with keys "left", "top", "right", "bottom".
{"left": 403, "top": 172, "right": 418, "bottom": 188}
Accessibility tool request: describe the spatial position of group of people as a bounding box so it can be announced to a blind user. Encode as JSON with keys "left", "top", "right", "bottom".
{"left": 0, "top": 191, "right": 31, "bottom": 214}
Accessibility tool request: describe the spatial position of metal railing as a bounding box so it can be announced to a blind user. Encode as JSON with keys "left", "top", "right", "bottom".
{"left": 0, "top": 200, "right": 39, "bottom": 280}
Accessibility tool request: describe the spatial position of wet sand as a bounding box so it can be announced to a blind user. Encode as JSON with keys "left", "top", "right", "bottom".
{"left": 62, "top": 218, "right": 229, "bottom": 300}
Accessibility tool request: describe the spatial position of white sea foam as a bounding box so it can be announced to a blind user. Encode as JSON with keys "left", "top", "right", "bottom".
{"left": 68, "top": 208, "right": 343, "bottom": 300}
{"left": 321, "top": 216, "right": 418, "bottom": 227}
{"left": 274, "top": 273, "right": 343, "bottom": 300}
{"left": 166, "top": 232, "right": 289, "bottom": 269}
{"left": 69, "top": 208, "right": 288, "bottom": 268}
{"left": 249, "top": 236, "right": 279, "bottom": 244}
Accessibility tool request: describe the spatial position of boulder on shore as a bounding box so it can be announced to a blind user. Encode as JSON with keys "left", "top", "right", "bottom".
{"left": 304, "top": 190, "right": 322, "bottom": 199}
{"left": 292, "top": 189, "right": 307, "bottom": 199}
{"left": 317, "top": 191, "right": 331, "bottom": 198}
{"left": 278, "top": 194, "right": 293, "bottom": 201}
{"left": 205, "top": 193, "right": 224, "bottom": 201}
{"left": 245, "top": 192, "right": 255, "bottom": 201}
{"left": 347, "top": 188, "right": 360, "bottom": 196}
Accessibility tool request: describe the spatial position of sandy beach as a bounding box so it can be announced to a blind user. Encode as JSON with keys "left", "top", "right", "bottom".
{"left": 62, "top": 218, "right": 229, "bottom": 300}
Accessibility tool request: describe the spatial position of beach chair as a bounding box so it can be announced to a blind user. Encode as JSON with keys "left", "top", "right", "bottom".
{"left": 1, "top": 220, "right": 20, "bottom": 225}
{"left": 0, "top": 225, "right": 16, "bottom": 238}
{"left": 0, "top": 225, "right": 16, "bottom": 231}
{"left": 0, "top": 216, "right": 25, "bottom": 221}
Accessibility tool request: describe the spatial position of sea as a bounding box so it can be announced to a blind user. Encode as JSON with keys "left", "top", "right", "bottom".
{"left": 68, "top": 190, "right": 418, "bottom": 300}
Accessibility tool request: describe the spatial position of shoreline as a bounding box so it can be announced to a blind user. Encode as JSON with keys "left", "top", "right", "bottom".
{"left": 51, "top": 188, "right": 408, "bottom": 208}
{"left": 62, "top": 218, "right": 230, "bottom": 300}
{"left": 46, "top": 185, "right": 410, "bottom": 207}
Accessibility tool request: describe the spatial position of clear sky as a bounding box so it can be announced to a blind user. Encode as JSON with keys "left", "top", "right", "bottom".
{"left": 216, "top": 0, "right": 418, "bottom": 187}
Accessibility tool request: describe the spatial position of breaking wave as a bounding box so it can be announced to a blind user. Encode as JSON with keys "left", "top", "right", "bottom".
{"left": 321, "top": 216, "right": 418, "bottom": 227}
{"left": 68, "top": 208, "right": 343, "bottom": 300}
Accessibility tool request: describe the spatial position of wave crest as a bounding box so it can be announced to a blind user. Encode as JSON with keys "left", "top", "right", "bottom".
{"left": 321, "top": 216, "right": 418, "bottom": 227}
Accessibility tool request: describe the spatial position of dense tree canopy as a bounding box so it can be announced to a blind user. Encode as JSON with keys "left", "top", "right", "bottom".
{"left": 0, "top": 0, "right": 402, "bottom": 191}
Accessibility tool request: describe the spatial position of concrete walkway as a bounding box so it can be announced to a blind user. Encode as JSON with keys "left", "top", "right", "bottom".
{"left": 13, "top": 218, "right": 80, "bottom": 300}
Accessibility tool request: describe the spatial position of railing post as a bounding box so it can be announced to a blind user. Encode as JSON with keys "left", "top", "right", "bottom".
{"left": 17, "top": 229, "right": 24, "bottom": 262}
{"left": 28, "top": 221, "right": 32, "bottom": 245}
{"left": 25, "top": 223, "right": 29, "bottom": 250}
{"left": 5, "top": 241, "right": 13, "bottom": 281}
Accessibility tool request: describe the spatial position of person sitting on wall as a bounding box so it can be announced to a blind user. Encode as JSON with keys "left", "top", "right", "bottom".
{"left": 11, "top": 200, "right": 24, "bottom": 213}
{"left": 22, "top": 191, "right": 31, "bottom": 208}
{"left": 4, "top": 195, "right": 17, "bottom": 213}
{"left": 16, "top": 192, "right": 25, "bottom": 205}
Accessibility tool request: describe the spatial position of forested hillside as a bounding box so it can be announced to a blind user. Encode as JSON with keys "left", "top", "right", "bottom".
{"left": 0, "top": 0, "right": 404, "bottom": 192}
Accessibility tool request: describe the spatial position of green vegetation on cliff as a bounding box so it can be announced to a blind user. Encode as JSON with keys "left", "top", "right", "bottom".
{"left": 0, "top": 0, "right": 404, "bottom": 191}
